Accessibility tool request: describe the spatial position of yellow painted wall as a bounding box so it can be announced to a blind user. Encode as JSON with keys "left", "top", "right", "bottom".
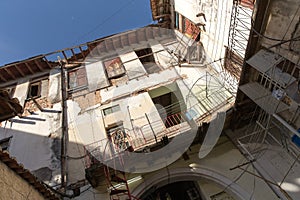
{"left": 0, "top": 161, "right": 45, "bottom": 200}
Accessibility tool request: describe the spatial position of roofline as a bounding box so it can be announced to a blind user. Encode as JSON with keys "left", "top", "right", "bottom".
{"left": 0, "top": 151, "right": 60, "bottom": 200}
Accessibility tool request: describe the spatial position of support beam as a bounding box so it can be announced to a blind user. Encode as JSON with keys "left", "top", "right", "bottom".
{"left": 59, "top": 60, "right": 69, "bottom": 192}
{"left": 25, "top": 62, "right": 35, "bottom": 74}
{"left": 0, "top": 72, "right": 8, "bottom": 82}
{"left": 4, "top": 68, "right": 16, "bottom": 79}
{"left": 78, "top": 46, "right": 86, "bottom": 58}
{"left": 43, "top": 57, "right": 53, "bottom": 69}
{"left": 70, "top": 49, "right": 77, "bottom": 60}
{"left": 61, "top": 51, "right": 69, "bottom": 63}
{"left": 34, "top": 60, "right": 44, "bottom": 72}
{"left": 14, "top": 65, "right": 26, "bottom": 77}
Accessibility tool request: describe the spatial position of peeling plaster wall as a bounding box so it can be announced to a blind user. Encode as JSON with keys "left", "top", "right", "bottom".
{"left": 0, "top": 107, "right": 62, "bottom": 185}
{"left": 119, "top": 52, "right": 147, "bottom": 79}
{"left": 100, "top": 68, "right": 179, "bottom": 103}
{"left": 13, "top": 79, "right": 29, "bottom": 106}
{"left": 174, "top": 0, "right": 233, "bottom": 69}
{"left": 151, "top": 44, "right": 174, "bottom": 68}
{"left": 174, "top": 0, "right": 202, "bottom": 23}
{"left": 48, "top": 68, "right": 62, "bottom": 104}
{"left": 0, "top": 69, "right": 63, "bottom": 186}
{"left": 85, "top": 59, "right": 110, "bottom": 91}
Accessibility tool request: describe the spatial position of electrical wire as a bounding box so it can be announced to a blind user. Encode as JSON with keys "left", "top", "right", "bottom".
{"left": 73, "top": 0, "right": 136, "bottom": 45}
{"left": 280, "top": 153, "right": 300, "bottom": 186}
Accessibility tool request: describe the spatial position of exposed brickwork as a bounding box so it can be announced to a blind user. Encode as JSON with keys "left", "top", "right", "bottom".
{"left": 23, "top": 98, "right": 53, "bottom": 116}
{"left": 73, "top": 90, "right": 102, "bottom": 112}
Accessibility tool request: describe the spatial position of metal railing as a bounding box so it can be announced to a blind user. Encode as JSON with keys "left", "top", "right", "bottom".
{"left": 83, "top": 89, "right": 235, "bottom": 169}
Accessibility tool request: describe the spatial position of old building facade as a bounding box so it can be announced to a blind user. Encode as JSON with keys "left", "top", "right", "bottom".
{"left": 0, "top": 0, "right": 299, "bottom": 199}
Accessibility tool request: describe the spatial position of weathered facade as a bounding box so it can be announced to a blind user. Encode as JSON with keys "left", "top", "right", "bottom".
{"left": 0, "top": 0, "right": 299, "bottom": 199}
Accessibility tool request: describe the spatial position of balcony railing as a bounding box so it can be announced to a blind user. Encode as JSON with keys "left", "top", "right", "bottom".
{"left": 83, "top": 89, "right": 235, "bottom": 169}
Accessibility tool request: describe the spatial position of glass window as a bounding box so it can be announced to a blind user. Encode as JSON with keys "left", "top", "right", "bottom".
{"left": 103, "top": 105, "right": 121, "bottom": 116}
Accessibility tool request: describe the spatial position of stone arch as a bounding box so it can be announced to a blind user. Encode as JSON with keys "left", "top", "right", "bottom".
{"left": 131, "top": 166, "right": 252, "bottom": 200}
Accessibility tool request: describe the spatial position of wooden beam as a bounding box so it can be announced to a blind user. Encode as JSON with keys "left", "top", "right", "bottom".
{"left": 61, "top": 51, "right": 69, "bottom": 63}
{"left": 43, "top": 57, "right": 53, "bottom": 69}
{"left": 14, "top": 65, "right": 26, "bottom": 77}
{"left": 4, "top": 68, "right": 16, "bottom": 79}
{"left": 86, "top": 44, "right": 95, "bottom": 57}
{"left": 0, "top": 71, "right": 8, "bottom": 82}
{"left": 78, "top": 46, "right": 86, "bottom": 58}
{"left": 70, "top": 49, "right": 77, "bottom": 60}
{"left": 34, "top": 60, "right": 44, "bottom": 72}
{"left": 25, "top": 62, "right": 35, "bottom": 74}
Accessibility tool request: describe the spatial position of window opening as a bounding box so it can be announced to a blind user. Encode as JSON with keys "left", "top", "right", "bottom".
{"left": 135, "top": 48, "right": 160, "bottom": 74}
{"left": 103, "top": 105, "right": 121, "bottom": 116}
{"left": 27, "top": 81, "right": 41, "bottom": 98}
{"left": 106, "top": 123, "right": 133, "bottom": 152}
{"left": 149, "top": 85, "right": 184, "bottom": 128}
{"left": 174, "top": 12, "right": 179, "bottom": 29}
{"left": 0, "top": 136, "right": 13, "bottom": 151}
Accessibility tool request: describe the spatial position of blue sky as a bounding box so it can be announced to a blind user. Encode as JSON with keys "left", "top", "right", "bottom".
{"left": 0, "top": 0, "right": 153, "bottom": 65}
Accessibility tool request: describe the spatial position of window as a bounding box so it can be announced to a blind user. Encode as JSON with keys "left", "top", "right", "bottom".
{"left": 68, "top": 67, "right": 88, "bottom": 90}
{"left": 0, "top": 136, "right": 12, "bottom": 151}
{"left": 135, "top": 48, "right": 160, "bottom": 74}
{"left": 174, "top": 12, "right": 179, "bottom": 29}
{"left": 27, "top": 81, "right": 41, "bottom": 98}
{"left": 104, "top": 57, "right": 125, "bottom": 79}
{"left": 106, "top": 123, "right": 132, "bottom": 151}
{"left": 103, "top": 105, "right": 120, "bottom": 116}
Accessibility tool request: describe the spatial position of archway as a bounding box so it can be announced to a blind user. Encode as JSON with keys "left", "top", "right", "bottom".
{"left": 132, "top": 167, "right": 252, "bottom": 200}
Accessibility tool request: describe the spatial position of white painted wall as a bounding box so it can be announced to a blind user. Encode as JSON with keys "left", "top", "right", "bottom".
{"left": 151, "top": 44, "right": 173, "bottom": 68}
{"left": 119, "top": 52, "right": 146, "bottom": 79}
{"left": 99, "top": 68, "right": 179, "bottom": 103}
{"left": 48, "top": 68, "right": 62, "bottom": 103}
{"left": 13, "top": 79, "right": 29, "bottom": 106}
{"left": 0, "top": 105, "right": 62, "bottom": 185}
{"left": 174, "top": 0, "right": 232, "bottom": 70}
{"left": 85, "top": 59, "right": 109, "bottom": 91}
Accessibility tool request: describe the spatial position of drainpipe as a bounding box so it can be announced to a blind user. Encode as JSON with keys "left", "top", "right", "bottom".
{"left": 59, "top": 59, "right": 69, "bottom": 192}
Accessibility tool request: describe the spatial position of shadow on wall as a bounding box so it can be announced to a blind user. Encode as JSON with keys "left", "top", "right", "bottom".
{"left": 0, "top": 126, "right": 87, "bottom": 187}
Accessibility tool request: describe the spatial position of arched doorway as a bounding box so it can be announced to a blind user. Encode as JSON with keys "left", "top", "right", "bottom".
{"left": 132, "top": 167, "right": 252, "bottom": 200}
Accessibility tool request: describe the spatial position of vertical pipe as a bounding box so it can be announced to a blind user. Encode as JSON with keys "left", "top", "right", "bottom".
{"left": 127, "top": 106, "right": 134, "bottom": 131}
{"left": 59, "top": 60, "right": 68, "bottom": 192}
{"left": 145, "top": 113, "right": 158, "bottom": 143}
